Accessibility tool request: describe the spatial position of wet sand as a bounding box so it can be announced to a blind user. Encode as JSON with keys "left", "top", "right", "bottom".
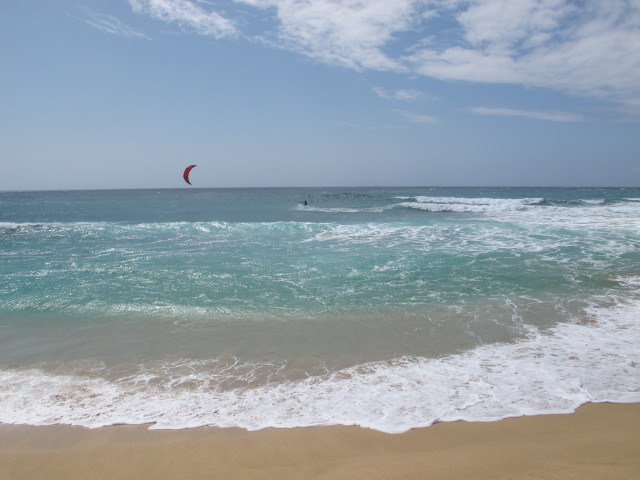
{"left": 1, "top": 402, "right": 639, "bottom": 480}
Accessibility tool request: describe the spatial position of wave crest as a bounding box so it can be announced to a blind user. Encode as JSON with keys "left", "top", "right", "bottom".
{"left": 399, "top": 197, "right": 544, "bottom": 213}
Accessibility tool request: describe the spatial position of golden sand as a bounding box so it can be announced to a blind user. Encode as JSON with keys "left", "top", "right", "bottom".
{"left": 1, "top": 402, "right": 639, "bottom": 480}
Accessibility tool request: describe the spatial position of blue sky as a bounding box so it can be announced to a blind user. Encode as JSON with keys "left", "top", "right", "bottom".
{"left": 1, "top": 0, "right": 639, "bottom": 190}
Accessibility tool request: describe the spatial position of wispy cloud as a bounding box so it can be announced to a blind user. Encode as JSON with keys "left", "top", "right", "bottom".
{"left": 470, "top": 107, "right": 586, "bottom": 122}
{"left": 373, "top": 87, "right": 426, "bottom": 102}
{"left": 82, "top": 9, "right": 151, "bottom": 40}
{"left": 128, "top": 0, "right": 237, "bottom": 38}
{"left": 394, "top": 109, "right": 439, "bottom": 124}
{"left": 127, "top": 0, "right": 640, "bottom": 114}
{"left": 240, "top": 0, "right": 418, "bottom": 71}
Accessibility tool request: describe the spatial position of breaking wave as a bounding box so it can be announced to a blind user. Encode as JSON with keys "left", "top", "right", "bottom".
{"left": 1, "top": 295, "right": 638, "bottom": 433}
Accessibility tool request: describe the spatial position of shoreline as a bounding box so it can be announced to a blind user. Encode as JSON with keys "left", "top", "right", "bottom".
{"left": 1, "top": 402, "right": 639, "bottom": 479}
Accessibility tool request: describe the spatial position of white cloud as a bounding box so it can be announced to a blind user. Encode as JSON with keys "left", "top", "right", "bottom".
{"left": 404, "top": 0, "right": 640, "bottom": 112}
{"left": 470, "top": 106, "right": 585, "bottom": 122}
{"left": 128, "top": 0, "right": 237, "bottom": 38}
{"left": 456, "top": 0, "right": 574, "bottom": 54}
{"left": 129, "top": 0, "right": 640, "bottom": 113}
{"left": 239, "top": 0, "right": 419, "bottom": 71}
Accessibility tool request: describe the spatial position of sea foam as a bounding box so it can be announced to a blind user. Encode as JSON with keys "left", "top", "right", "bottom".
{"left": 1, "top": 295, "right": 638, "bottom": 433}
{"left": 2, "top": 188, "right": 639, "bottom": 433}
{"left": 399, "top": 197, "right": 544, "bottom": 213}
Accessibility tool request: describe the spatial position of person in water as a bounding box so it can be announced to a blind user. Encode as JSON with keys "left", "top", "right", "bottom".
{"left": 302, "top": 200, "right": 308, "bottom": 206}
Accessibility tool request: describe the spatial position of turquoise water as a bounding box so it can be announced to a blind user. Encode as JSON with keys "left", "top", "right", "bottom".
{"left": 1, "top": 187, "right": 639, "bottom": 432}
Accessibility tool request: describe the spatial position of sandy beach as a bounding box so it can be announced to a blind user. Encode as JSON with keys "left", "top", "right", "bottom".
{"left": 1, "top": 402, "right": 639, "bottom": 480}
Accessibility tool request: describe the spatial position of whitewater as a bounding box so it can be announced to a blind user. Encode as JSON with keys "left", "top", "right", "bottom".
{"left": 1, "top": 187, "right": 639, "bottom": 432}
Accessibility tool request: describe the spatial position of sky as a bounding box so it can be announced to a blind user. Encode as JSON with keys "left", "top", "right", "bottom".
{"left": 1, "top": 0, "right": 639, "bottom": 190}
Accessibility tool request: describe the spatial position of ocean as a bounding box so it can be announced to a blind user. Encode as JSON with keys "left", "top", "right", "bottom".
{"left": 1, "top": 187, "right": 639, "bottom": 433}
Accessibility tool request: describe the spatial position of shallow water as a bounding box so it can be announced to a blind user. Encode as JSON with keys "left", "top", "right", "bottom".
{"left": 1, "top": 187, "right": 639, "bottom": 432}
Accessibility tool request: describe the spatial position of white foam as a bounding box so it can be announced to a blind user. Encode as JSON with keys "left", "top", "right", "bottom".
{"left": 297, "top": 206, "right": 388, "bottom": 213}
{"left": 415, "top": 196, "right": 544, "bottom": 206}
{"left": 0, "top": 222, "right": 22, "bottom": 230}
{"left": 616, "top": 275, "right": 640, "bottom": 288}
{"left": 1, "top": 298, "right": 639, "bottom": 433}
{"left": 302, "top": 219, "right": 630, "bottom": 264}
{"left": 400, "top": 197, "right": 543, "bottom": 213}
{"left": 494, "top": 202, "right": 640, "bottom": 233}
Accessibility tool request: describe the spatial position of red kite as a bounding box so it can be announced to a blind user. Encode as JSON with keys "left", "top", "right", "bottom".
{"left": 183, "top": 165, "right": 197, "bottom": 185}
